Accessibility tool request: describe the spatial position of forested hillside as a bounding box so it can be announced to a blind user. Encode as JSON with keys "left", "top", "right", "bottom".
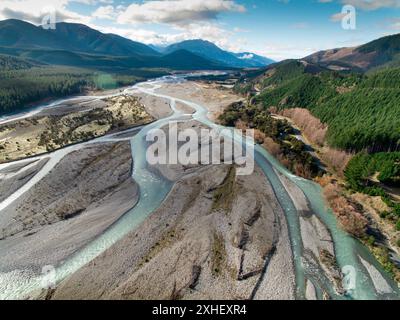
{"left": 0, "top": 54, "right": 41, "bottom": 70}
{"left": 229, "top": 57, "right": 400, "bottom": 248}
{"left": 0, "top": 55, "right": 166, "bottom": 114}
{"left": 237, "top": 60, "right": 400, "bottom": 152}
{"left": 345, "top": 152, "right": 400, "bottom": 230}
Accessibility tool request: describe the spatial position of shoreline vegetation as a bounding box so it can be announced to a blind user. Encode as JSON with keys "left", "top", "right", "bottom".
{"left": 218, "top": 70, "right": 400, "bottom": 285}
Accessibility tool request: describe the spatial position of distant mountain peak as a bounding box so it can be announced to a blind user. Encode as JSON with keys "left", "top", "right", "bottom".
{"left": 237, "top": 53, "right": 254, "bottom": 60}
{"left": 164, "top": 39, "right": 273, "bottom": 68}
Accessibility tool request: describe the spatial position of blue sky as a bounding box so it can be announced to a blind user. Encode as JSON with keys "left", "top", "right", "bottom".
{"left": 1, "top": 0, "right": 400, "bottom": 60}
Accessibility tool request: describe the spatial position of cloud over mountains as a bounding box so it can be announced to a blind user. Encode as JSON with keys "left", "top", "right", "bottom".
{"left": 118, "top": 0, "right": 246, "bottom": 26}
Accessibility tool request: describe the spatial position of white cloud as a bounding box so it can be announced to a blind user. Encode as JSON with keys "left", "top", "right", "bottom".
{"left": 330, "top": 12, "right": 347, "bottom": 22}
{"left": 92, "top": 5, "right": 116, "bottom": 20}
{"left": 0, "top": 0, "right": 91, "bottom": 25}
{"left": 255, "top": 43, "right": 322, "bottom": 61}
{"left": 388, "top": 17, "right": 400, "bottom": 29}
{"left": 108, "top": 0, "right": 247, "bottom": 52}
{"left": 98, "top": 21, "right": 242, "bottom": 52}
{"left": 117, "top": 0, "right": 246, "bottom": 26}
{"left": 233, "top": 26, "right": 249, "bottom": 32}
{"left": 72, "top": 0, "right": 113, "bottom": 4}
{"left": 322, "top": 0, "right": 400, "bottom": 10}
{"left": 0, "top": 0, "right": 247, "bottom": 53}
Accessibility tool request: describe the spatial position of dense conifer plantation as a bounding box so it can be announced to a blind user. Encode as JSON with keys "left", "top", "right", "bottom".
{"left": 237, "top": 61, "right": 400, "bottom": 152}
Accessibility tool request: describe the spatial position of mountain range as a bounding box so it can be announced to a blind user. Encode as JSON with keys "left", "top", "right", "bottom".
{"left": 0, "top": 19, "right": 273, "bottom": 70}
{"left": 158, "top": 39, "right": 274, "bottom": 68}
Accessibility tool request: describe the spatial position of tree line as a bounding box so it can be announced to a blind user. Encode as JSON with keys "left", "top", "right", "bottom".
{"left": 0, "top": 59, "right": 144, "bottom": 115}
